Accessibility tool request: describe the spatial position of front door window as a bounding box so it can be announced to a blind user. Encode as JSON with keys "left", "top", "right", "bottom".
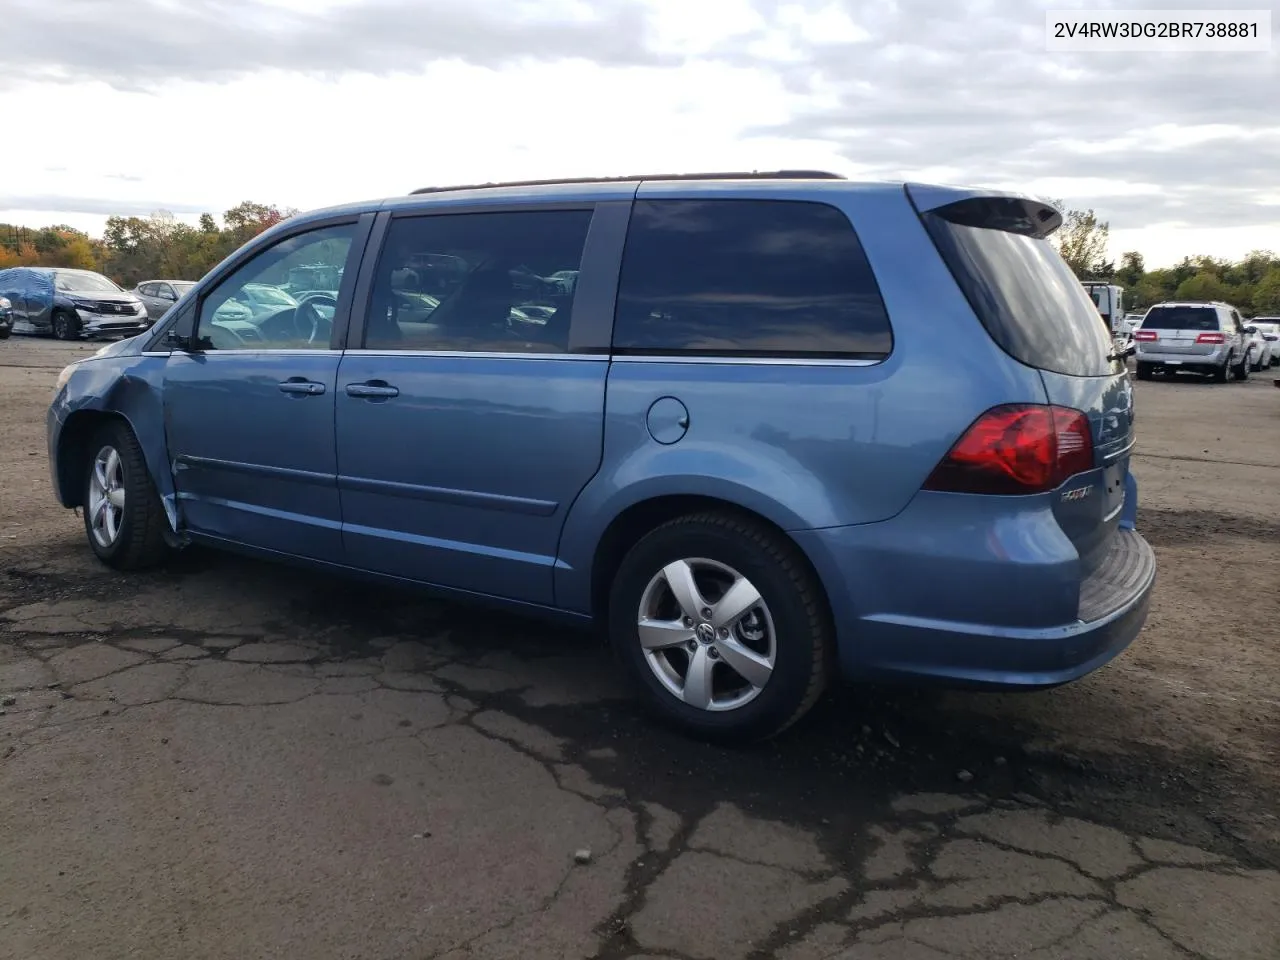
{"left": 194, "top": 224, "right": 355, "bottom": 351}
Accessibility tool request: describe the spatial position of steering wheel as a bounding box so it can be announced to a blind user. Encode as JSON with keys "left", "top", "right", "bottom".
{"left": 293, "top": 292, "right": 337, "bottom": 345}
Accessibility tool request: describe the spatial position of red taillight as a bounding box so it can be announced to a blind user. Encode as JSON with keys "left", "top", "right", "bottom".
{"left": 924, "top": 405, "right": 1095, "bottom": 496}
{"left": 1134, "top": 330, "right": 1158, "bottom": 341}
{"left": 1196, "top": 332, "right": 1226, "bottom": 344}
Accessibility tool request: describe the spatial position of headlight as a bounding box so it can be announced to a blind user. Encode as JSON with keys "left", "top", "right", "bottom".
{"left": 0, "top": 296, "right": 10, "bottom": 309}
{"left": 55, "top": 363, "right": 78, "bottom": 394}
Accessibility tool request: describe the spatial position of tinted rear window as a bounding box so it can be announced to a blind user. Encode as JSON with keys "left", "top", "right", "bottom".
{"left": 1140, "top": 306, "right": 1219, "bottom": 331}
{"left": 920, "top": 197, "right": 1115, "bottom": 377}
{"left": 613, "top": 199, "right": 892, "bottom": 358}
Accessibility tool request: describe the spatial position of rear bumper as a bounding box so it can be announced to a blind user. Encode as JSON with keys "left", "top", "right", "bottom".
{"left": 793, "top": 494, "right": 1156, "bottom": 689}
{"left": 1136, "top": 346, "right": 1228, "bottom": 369}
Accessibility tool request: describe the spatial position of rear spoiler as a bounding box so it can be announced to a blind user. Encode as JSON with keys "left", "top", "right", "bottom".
{"left": 905, "top": 184, "right": 1063, "bottom": 240}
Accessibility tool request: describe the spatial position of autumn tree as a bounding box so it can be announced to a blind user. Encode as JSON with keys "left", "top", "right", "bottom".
{"left": 223, "top": 202, "right": 294, "bottom": 241}
{"left": 0, "top": 243, "right": 40, "bottom": 269}
{"left": 46, "top": 235, "right": 99, "bottom": 270}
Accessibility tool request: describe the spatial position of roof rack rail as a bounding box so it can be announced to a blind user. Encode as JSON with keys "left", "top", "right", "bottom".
{"left": 409, "top": 170, "right": 846, "bottom": 195}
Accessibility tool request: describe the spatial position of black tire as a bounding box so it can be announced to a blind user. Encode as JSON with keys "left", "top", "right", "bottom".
{"left": 52, "top": 310, "right": 79, "bottom": 341}
{"left": 607, "top": 511, "right": 834, "bottom": 742}
{"left": 1235, "top": 354, "right": 1250, "bottom": 381}
{"left": 81, "top": 421, "right": 170, "bottom": 570}
{"left": 1136, "top": 363, "right": 1153, "bottom": 381}
{"left": 1214, "top": 355, "right": 1231, "bottom": 382}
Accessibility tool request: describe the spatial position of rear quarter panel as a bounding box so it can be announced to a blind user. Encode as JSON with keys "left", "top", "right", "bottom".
{"left": 554, "top": 182, "right": 1048, "bottom": 614}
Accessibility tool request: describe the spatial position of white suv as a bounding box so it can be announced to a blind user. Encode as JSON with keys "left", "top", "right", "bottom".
{"left": 1134, "top": 301, "right": 1250, "bottom": 382}
{"left": 1249, "top": 318, "right": 1280, "bottom": 368}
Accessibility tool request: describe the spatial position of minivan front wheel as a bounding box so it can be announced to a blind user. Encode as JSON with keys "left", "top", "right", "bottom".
{"left": 608, "top": 512, "right": 833, "bottom": 742}
{"left": 81, "top": 421, "right": 170, "bottom": 570}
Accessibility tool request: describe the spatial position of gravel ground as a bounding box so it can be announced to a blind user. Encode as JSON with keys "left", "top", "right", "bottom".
{"left": 1, "top": 335, "right": 1277, "bottom": 960}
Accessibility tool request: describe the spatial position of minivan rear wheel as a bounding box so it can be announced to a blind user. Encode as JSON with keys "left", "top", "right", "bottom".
{"left": 1135, "top": 362, "right": 1153, "bottom": 381}
{"left": 608, "top": 512, "right": 833, "bottom": 742}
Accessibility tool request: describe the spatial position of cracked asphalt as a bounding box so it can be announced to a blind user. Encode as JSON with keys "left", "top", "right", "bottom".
{"left": 2, "top": 338, "right": 1279, "bottom": 960}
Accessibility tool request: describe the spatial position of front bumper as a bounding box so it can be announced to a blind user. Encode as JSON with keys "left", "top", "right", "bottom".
{"left": 47, "top": 405, "right": 65, "bottom": 504}
{"left": 792, "top": 491, "right": 1156, "bottom": 689}
{"left": 76, "top": 309, "right": 151, "bottom": 338}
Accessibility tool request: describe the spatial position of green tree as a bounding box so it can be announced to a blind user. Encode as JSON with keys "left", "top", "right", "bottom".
{"left": 1175, "top": 272, "right": 1229, "bottom": 302}
{"left": 1050, "top": 201, "right": 1111, "bottom": 279}
{"left": 1225, "top": 250, "right": 1278, "bottom": 288}
{"left": 1115, "top": 251, "right": 1144, "bottom": 289}
{"left": 1252, "top": 268, "right": 1280, "bottom": 315}
{"left": 1169, "top": 257, "right": 1199, "bottom": 288}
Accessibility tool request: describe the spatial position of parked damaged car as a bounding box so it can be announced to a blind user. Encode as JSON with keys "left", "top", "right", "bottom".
{"left": 0, "top": 267, "right": 151, "bottom": 340}
{"left": 46, "top": 173, "right": 1155, "bottom": 742}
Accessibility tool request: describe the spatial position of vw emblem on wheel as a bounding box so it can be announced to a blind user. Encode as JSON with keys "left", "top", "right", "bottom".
{"left": 695, "top": 622, "right": 716, "bottom": 644}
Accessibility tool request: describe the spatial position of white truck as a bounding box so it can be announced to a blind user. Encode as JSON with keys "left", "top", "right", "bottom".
{"left": 1082, "top": 282, "right": 1139, "bottom": 359}
{"left": 1082, "top": 282, "right": 1125, "bottom": 333}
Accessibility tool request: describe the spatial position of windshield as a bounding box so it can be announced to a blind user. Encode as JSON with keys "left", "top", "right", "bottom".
{"left": 244, "top": 284, "right": 296, "bottom": 306}
{"left": 54, "top": 271, "right": 122, "bottom": 294}
{"left": 1141, "top": 306, "right": 1219, "bottom": 331}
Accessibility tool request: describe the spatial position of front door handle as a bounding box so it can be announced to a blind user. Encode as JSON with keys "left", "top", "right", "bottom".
{"left": 346, "top": 381, "right": 400, "bottom": 399}
{"left": 278, "top": 378, "right": 326, "bottom": 396}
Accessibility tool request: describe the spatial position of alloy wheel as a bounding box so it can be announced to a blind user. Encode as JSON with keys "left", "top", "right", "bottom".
{"left": 87, "top": 445, "right": 126, "bottom": 548}
{"left": 636, "top": 557, "right": 776, "bottom": 712}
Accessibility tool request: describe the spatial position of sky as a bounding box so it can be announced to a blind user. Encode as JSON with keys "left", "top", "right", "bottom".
{"left": 1, "top": 0, "right": 1277, "bottom": 268}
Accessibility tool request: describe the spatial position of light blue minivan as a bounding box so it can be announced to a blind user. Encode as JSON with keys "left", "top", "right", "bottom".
{"left": 48, "top": 172, "right": 1154, "bottom": 740}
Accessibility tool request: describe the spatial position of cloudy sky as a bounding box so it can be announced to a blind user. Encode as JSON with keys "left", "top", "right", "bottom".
{"left": 3, "top": 0, "right": 1277, "bottom": 266}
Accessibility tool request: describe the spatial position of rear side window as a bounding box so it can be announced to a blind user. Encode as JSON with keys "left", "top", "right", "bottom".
{"left": 365, "top": 210, "right": 592, "bottom": 354}
{"left": 1140, "top": 306, "right": 1220, "bottom": 331}
{"left": 920, "top": 197, "right": 1115, "bottom": 377}
{"left": 613, "top": 199, "right": 893, "bottom": 358}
